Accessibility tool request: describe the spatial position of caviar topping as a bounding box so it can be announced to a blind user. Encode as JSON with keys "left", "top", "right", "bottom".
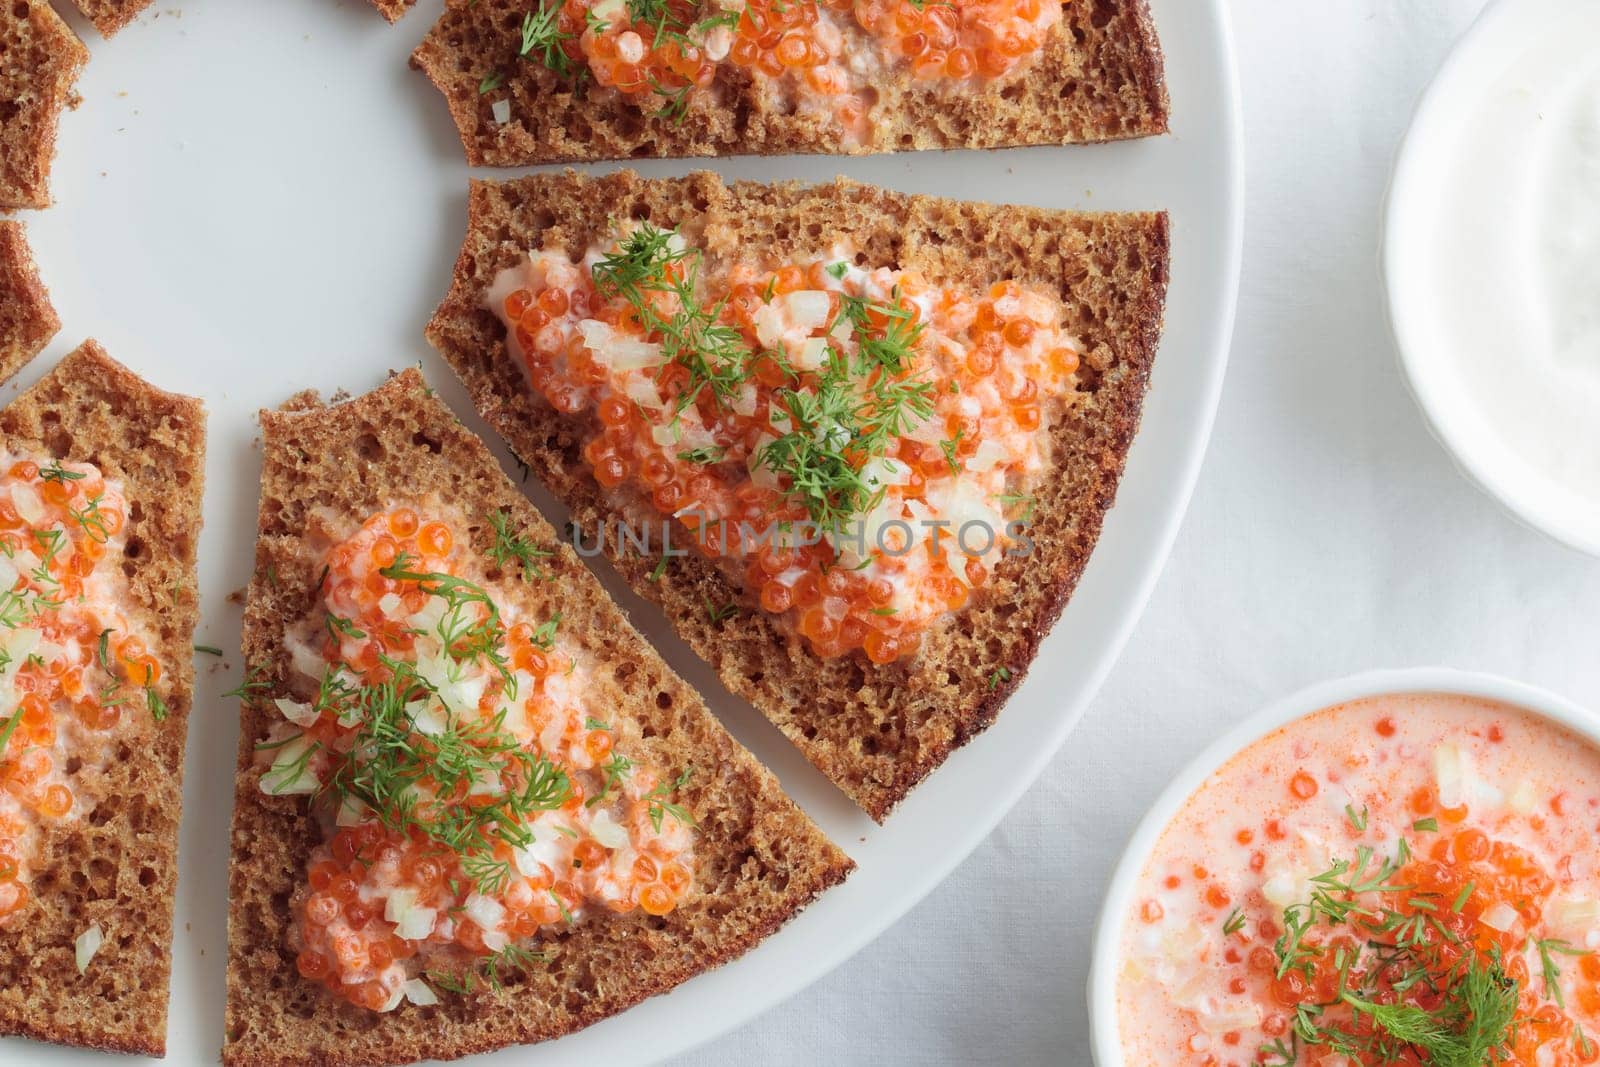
{"left": 491, "top": 0, "right": 1064, "bottom": 138}
{"left": 488, "top": 223, "right": 1081, "bottom": 663}
{"left": 0, "top": 454, "right": 163, "bottom": 926}
{"left": 260, "top": 506, "right": 695, "bottom": 1011}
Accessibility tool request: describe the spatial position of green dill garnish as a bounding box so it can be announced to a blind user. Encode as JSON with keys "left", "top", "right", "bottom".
{"left": 486, "top": 508, "right": 553, "bottom": 582}
{"left": 194, "top": 644, "right": 224, "bottom": 656}
{"left": 644, "top": 767, "right": 695, "bottom": 833}
{"left": 1345, "top": 803, "right": 1368, "bottom": 831}
{"left": 1262, "top": 843, "right": 1527, "bottom": 1065}
{"left": 517, "top": 5, "right": 578, "bottom": 77}
{"left": 704, "top": 597, "right": 738, "bottom": 624}
{"left": 1412, "top": 817, "right": 1439, "bottom": 832}
{"left": 987, "top": 666, "right": 1012, "bottom": 691}
{"left": 648, "top": 556, "right": 670, "bottom": 582}
{"left": 677, "top": 445, "right": 726, "bottom": 465}
{"left": 1533, "top": 937, "right": 1590, "bottom": 1010}
{"left": 590, "top": 224, "right": 750, "bottom": 419}
{"left": 39, "top": 460, "right": 85, "bottom": 484}
{"left": 1223, "top": 908, "right": 1247, "bottom": 936}
{"left": 478, "top": 69, "right": 505, "bottom": 95}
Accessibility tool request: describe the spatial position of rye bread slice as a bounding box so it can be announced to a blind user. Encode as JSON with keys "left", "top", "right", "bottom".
{"left": 424, "top": 169, "right": 1169, "bottom": 820}
{"left": 0, "top": 221, "right": 60, "bottom": 385}
{"left": 412, "top": 0, "right": 1167, "bottom": 165}
{"left": 66, "top": 0, "right": 153, "bottom": 38}
{"left": 0, "top": 340, "right": 206, "bottom": 1055}
{"left": 0, "top": 0, "right": 88, "bottom": 212}
{"left": 222, "top": 369, "right": 853, "bottom": 1067}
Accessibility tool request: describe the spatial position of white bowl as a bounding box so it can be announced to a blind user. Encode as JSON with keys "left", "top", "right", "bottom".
{"left": 1085, "top": 667, "right": 1600, "bottom": 1066}
{"left": 1383, "top": 0, "right": 1600, "bottom": 557}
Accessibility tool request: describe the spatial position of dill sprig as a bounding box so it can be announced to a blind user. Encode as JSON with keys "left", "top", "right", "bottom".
{"left": 318, "top": 653, "right": 571, "bottom": 896}
{"left": 485, "top": 508, "right": 553, "bottom": 582}
{"left": 518, "top": 5, "right": 579, "bottom": 77}
{"left": 1264, "top": 841, "right": 1528, "bottom": 1065}
{"left": 590, "top": 224, "right": 750, "bottom": 418}
{"left": 644, "top": 766, "right": 695, "bottom": 833}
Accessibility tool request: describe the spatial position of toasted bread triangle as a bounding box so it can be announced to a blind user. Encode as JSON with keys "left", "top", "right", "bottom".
{"left": 0, "top": 341, "right": 205, "bottom": 1055}
{"left": 425, "top": 169, "right": 1169, "bottom": 819}
{"left": 0, "top": 1, "right": 87, "bottom": 211}
{"left": 222, "top": 369, "right": 851, "bottom": 1067}
{"left": 412, "top": 0, "right": 1167, "bottom": 166}
{"left": 0, "top": 222, "right": 60, "bottom": 385}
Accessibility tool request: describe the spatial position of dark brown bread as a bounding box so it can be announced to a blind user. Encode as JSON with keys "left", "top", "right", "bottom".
{"left": 413, "top": 0, "right": 1167, "bottom": 165}
{"left": 368, "top": 0, "right": 415, "bottom": 23}
{"left": 0, "top": 1, "right": 88, "bottom": 212}
{"left": 66, "top": 0, "right": 153, "bottom": 38}
{"left": 0, "top": 341, "right": 206, "bottom": 1055}
{"left": 0, "top": 221, "right": 60, "bottom": 384}
{"left": 222, "top": 369, "right": 853, "bottom": 1067}
{"left": 425, "top": 169, "right": 1169, "bottom": 820}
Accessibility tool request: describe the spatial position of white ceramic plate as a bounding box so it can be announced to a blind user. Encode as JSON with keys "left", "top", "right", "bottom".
{"left": 1384, "top": 0, "right": 1600, "bottom": 557}
{"left": 4, "top": 0, "right": 1241, "bottom": 1062}
{"left": 1086, "top": 668, "right": 1600, "bottom": 1066}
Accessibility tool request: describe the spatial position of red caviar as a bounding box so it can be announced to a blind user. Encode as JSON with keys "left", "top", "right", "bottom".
{"left": 272, "top": 508, "right": 695, "bottom": 1010}
{"left": 490, "top": 232, "right": 1082, "bottom": 662}
{"left": 0, "top": 455, "right": 160, "bottom": 926}
{"left": 503, "top": 0, "right": 1062, "bottom": 138}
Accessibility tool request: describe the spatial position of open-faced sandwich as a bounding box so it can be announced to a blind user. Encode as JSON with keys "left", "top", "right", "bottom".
{"left": 222, "top": 369, "right": 851, "bottom": 1066}
{"left": 411, "top": 0, "right": 1167, "bottom": 164}
{"left": 0, "top": 222, "right": 60, "bottom": 385}
{"left": 0, "top": 341, "right": 206, "bottom": 1054}
{"left": 425, "top": 169, "right": 1169, "bottom": 820}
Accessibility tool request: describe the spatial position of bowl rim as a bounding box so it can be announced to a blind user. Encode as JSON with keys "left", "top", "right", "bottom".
{"left": 1085, "top": 666, "right": 1600, "bottom": 1065}
{"left": 1381, "top": 0, "right": 1600, "bottom": 558}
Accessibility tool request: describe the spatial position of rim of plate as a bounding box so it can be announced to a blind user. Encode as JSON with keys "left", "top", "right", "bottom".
{"left": 1085, "top": 667, "right": 1600, "bottom": 1065}
{"left": 1381, "top": 0, "right": 1600, "bottom": 558}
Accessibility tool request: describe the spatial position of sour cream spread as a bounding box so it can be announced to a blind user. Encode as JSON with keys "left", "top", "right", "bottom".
{"left": 1418, "top": 14, "right": 1600, "bottom": 526}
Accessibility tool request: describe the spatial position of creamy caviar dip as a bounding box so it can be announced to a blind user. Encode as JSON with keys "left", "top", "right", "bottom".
{"left": 1116, "top": 693, "right": 1600, "bottom": 1066}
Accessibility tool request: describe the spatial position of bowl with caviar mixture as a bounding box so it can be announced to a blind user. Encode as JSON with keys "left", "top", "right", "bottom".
{"left": 1090, "top": 669, "right": 1600, "bottom": 1066}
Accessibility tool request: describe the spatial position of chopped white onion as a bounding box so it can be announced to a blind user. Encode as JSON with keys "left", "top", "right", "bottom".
{"left": 794, "top": 336, "right": 830, "bottom": 371}
{"left": 783, "top": 291, "right": 832, "bottom": 332}
{"left": 464, "top": 893, "right": 506, "bottom": 932}
{"left": 403, "top": 978, "right": 439, "bottom": 1007}
{"left": 580, "top": 320, "right": 663, "bottom": 371}
{"left": 259, "top": 734, "right": 318, "bottom": 796}
{"left": 1481, "top": 901, "right": 1519, "bottom": 933}
{"left": 11, "top": 482, "right": 45, "bottom": 525}
{"left": 274, "top": 697, "right": 318, "bottom": 727}
{"left": 590, "top": 809, "right": 629, "bottom": 849}
{"left": 491, "top": 99, "right": 511, "bottom": 125}
{"left": 75, "top": 924, "right": 104, "bottom": 974}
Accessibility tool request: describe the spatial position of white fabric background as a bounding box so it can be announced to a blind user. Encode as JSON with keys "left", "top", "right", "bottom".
{"left": 670, "top": 1, "right": 1600, "bottom": 1063}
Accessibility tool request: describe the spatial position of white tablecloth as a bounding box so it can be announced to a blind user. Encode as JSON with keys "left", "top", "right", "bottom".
{"left": 672, "top": 2, "right": 1600, "bottom": 1062}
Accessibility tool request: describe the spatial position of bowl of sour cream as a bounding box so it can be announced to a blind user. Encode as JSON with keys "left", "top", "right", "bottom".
{"left": 1384, "top": 0, "right": 1600, "bottom": 556}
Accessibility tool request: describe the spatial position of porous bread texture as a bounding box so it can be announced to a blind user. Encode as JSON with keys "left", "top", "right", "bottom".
{"left": 413, "top": 0, "right": 1168, "bottom": 165}
{"left": 425, "top": 169, "right": 1169, "bottom": 820}
{"left": 67, "top": 0, "right": 154, "bottom": 38}
{"left": 0, "top": 0, "right": 88, "bottom": 211}
{"left": 222, "top": 369, "right": 853, "bottom": 1067}
{"left": 367, "top": 0, "right": 415, "bottom": 23}
{"left": 0, "top": 220, "right": 60, "bottom": 384}
{"left": 0, "top": 340, "right": 206, "bottom": 1055}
